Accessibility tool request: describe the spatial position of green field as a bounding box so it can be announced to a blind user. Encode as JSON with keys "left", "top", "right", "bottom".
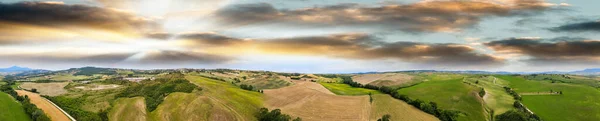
{"left": 186, "top": 73, "right": 263, "bottom": 121}
{"left": 150, "top": 92, "right": 215, "bottom": 121}
{"left": 0, "top": 92, "right": 30, "bottom": 121}
{"left": 370, "top": 94, "right": 439, "bottom": 121}
{"left": 523, "top": 74, "right": 600, "bottom": 88}
{"left": 319, "top": 82, "right": 382, "bottom": 95}
{"left": 396, "top": 78, "right": 487, "bottom": 121}
{"left": 496, "top": 75, "right": 600, "bottom": 121}
{"left": 109, "top": 97, "right": 147, "bottom": 121}
{"left": 243, "top": 76, "right": 292, "bottom": 90}
{"left": 464, "top": 76, "right": 515, "bottom": 115}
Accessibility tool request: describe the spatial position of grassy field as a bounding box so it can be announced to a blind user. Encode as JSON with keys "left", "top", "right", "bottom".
{"left": 109, "top": 97, "right": 147, "bottom": 121}
{"left": 396, "top": 78, "right": 487, "bottom": 121}
{"left": 464, "top": 76, "right": 515, "bottom": 115}
{"left": 319, "top": 82, "right": 381, "bottom": 96}
{"left": 523, "top": 74, "right": 600, "bottom": 88}
{"left": 243, "top": 76, "right": 292, "bottom": 90}
{"left": 0, "top": 92, "right": 30, "bottom": 121}
{"left": 186, "top": 73, "right": 263, "bottom": 121}
{"left": 496, "top": 75, "right": 600, "bottom": 121}
{"left": 370, "top": 94, "right": 439, "bottom": 121}
{"left": 149, "top": 92, "right": 234, "bottom": 121}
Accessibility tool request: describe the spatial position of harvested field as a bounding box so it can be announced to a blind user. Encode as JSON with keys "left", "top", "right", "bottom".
{"left": 74, "top": 84, "right": 120, "bottom": 90}
{"left": 370, "top": 94, "right": 439, "bottom": 121}
{"left": 20, "top": 82, "right": 69, "bottom": 96}
{"left": 264, "top": 80, "right": 370, "bottom": 121}
{"left": 109, "top": 97, "right": 147, "bottom": 121}
{"left": 16, "top": 90, "right": 70, "bottom": 121}
{"left": 352, "top": 73, "right": 413, "bottom": 86}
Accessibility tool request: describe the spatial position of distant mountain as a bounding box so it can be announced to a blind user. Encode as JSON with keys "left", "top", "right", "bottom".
{"left": 569, "top": 68, "right": 600, "bottom": 75}
{"left": 0, "top": 66, "right": 33, "bottom": 72}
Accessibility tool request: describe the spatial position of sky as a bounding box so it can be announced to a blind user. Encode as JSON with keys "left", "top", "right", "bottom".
{"left": 1, "top": 0, "right": 600, "bottom": 73}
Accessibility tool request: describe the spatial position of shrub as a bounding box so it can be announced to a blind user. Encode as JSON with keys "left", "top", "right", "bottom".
{"left": 377, "top": 114, "right": 391, "bottom": 121}
{"left": 257, "top": 108, "right": 301, "bottom": 121}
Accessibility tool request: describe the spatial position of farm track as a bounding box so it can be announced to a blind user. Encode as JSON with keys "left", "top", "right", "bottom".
{"left": 206, "top": 96, "right": 246, "bottom": 121}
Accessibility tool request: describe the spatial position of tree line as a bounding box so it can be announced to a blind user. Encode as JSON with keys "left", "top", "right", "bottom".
{"left": 257, "top": 108, "right": 301, "bottom": 121}
{"left": 330, "top": 75, "right": 461, "bottom": 121}
{"left": 496, "top": 87, "right": 541, "bottom": 121}
{"left": 1, "top": 83, "right": 51, "bottom": 121}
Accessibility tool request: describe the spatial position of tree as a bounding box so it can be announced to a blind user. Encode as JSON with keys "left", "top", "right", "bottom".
{"left": 31, "top": 88, "right": 38, "bottom": 93}
{"left": 479, "top": 88, "right": 486, "bottom": 97}
{"left": 377, "top": 114, "right": 391, "bottom": 121}
{"left": 257, "top": 108, "right": 301, "bottom": 121}
{"left": 496, "top": 110, "right": 527, "bottom": 121}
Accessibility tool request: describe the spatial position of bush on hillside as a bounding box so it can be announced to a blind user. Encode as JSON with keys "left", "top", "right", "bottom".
{"left": 45, "top": 96, "right": 108, "bottom": 121}
{"left": 257, "top": 108, "right": 302, "bottom": 121}
{"left": 377, "top": 114, "right": 391, "bottom": 121}
{"left": 116, "top": 73, "right": 199, "bottom": 111}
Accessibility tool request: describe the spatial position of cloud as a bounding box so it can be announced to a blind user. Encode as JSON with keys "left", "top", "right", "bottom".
{"left": 176, "top": 32, "right": 248, "bottom": 47}
{"left": 550, "top": 21, "right": 600, "bottom": 32}
{"left": 145, "top": 32, "right": 173, "bottom": 40}
{"left": 133, "top": 50, "right": 231, "bottom": 65}
{"left": 0, "top": 2, "right": 160, "bottom": 43}
{"left": 215, "top": 0, "right": 560, "bottom": 33}
{"left": 253, "top": 33, "right": 504, "bottom": 66}
{"left": 0, "top": 52, "right": 135, "bottom": 64}
{"left": 485, "top": 37, "right": 600, "bottom": 65}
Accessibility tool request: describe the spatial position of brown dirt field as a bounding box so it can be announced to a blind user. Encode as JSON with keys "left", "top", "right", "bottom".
{"left": 264, "top": 80, "right": 370, "bottom": 121}
{"left": 352, "top": 73, "right": 413, "bottom": 86}
{"left": 16, "top": 90, "right": 71, "bottom": 121}
{"left": 74, "top": 84, "right": 120, "bottom": 90}
{"left": 212, "top": 72, "right": 237, "bottom": 78}
{"left": 20, "top": 82, "right": 69, "bottom": 96}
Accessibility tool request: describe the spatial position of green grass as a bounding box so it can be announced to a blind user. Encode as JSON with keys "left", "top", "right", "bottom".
{"left": 370, "top": 94, "right": 439, "bottom": 121}
{"left": 0, "top": 92, "right": 30, "bottom": 121}
{"left": 396, "top": 78, "right": 487, "bottom": 121}
{"left": 109, "top": 97, "right": 147, "bottom": 121}
{"left": 319, "top": 82, "right": 382, "bottom": 95}
{"left": 186, "top": 73, "right": 263, "bottom": 121}
{"left": 11, "top": 82, "right": 21, "bottom": 89}
{"left": 243, "top": 76, "right": 292, "bottom": 90}
{"left": 496, "top": 75, "right": 600, "bottom": 121}
{"left": 464, "top": 76, "right": 515, "bottom": 115}
{"left": 523, "top": 74, "right": 600, "bottom": 88}
{"left": 149, "top": 92, "right": 213, "bottom": 121}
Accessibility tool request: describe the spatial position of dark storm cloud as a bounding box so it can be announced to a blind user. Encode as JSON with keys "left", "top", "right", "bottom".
{"left": 485, "top": 37, "right": 600, "bottom": 64}
{"left": 256, "top": 33, "right": 504, "bottom": 66}
{"left": 364, "top": 42, "right": 503, "bottom": 65}
{"left": 144, "top": 32, "right": 173, "bottom": 40}
{"left": 215, "top": 0, "right": 558, "bottom": 33}
{"left": 137, "top": 50, "right": 231, "bottom": 64}
{"left": 176, "top": 32, "right": 248, "bottom": 46}
{"left": 0, "top": 2, "right": 160, "bottom": 34}
{"left": 0, "top": 53, "right": 135, "bottom": 64}
{"left": 550, "top": 21, "right": 600, "bottom": 32}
